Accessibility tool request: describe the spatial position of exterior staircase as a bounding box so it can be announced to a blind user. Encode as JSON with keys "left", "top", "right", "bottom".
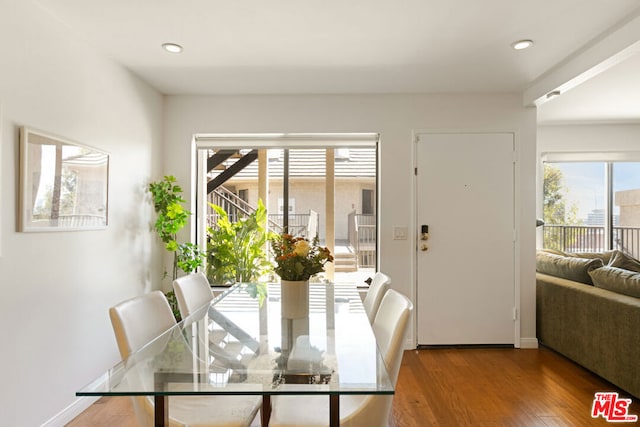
{"left": 333, "top": 245, "right": 358, "bottom": 272}
{"left": 205, "top": 149, "right": 376, "bottom": 270}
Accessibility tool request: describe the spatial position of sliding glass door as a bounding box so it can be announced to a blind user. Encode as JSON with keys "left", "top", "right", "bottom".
{"left": 542, "top": 160, "right": 640, "bottom": 258}
{"left": 194, "top": 134, "right": 378, "bottom": 285}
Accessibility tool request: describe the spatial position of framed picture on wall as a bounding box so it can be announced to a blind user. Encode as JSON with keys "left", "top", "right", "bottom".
{"left": 0, "top": 103, "right": 3, "bottom": 255}
{"left": 18, "top": 127, "right": 109, "bottom": 232}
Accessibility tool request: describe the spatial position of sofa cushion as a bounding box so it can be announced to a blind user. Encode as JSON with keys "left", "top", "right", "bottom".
{"left": 539, "top": 248, "right": 567, "bottom": 256}
{"left": 538, "top": 249, "right": 614, "bottom": 265}
{"left": 608, "top": 250, "right": 640, "bottom": 273}
{"left": 536, "top": 251, "right": 604, "bottom": 285}
{"left": 569, "top": 250, "right": 615, "bottom": 265}
{"left": 589, "top": 266, "right": 640, "bottom": 298}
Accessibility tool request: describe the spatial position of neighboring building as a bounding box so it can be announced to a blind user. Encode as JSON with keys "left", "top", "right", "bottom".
{"left": 585, "top": 209, "right": 619, "bottom": 226}
{"left": 615, "top": 189, "right": 640, "bottom": 227}
{"left": 206, "top": 148, "right": 376, "bottom": 242}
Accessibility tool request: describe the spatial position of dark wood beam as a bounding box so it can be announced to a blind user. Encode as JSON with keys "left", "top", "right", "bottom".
{"left": 206, "top": 149, "right": 237, "bottom": 173}
{"left": 207, "top": 150, "right": 259, "bottom": 193}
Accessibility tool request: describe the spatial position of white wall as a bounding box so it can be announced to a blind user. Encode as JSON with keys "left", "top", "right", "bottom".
{"left": 538, "top": 123, "right": 640, "bottom": 153}
{"left": 0, "top": 1, "right": 164, "bottom": 425}
{"left": 164, "top": 94, "right": 538, "bottom": 348}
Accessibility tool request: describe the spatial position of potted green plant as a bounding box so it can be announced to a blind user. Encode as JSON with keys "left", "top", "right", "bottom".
{"left": 148, "top": 175, "right": 204, "bottom": 320}
{"left": 206, "top": 199, "right": 273, "bottom": 289}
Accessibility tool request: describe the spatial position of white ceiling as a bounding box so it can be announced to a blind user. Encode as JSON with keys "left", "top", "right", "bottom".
{"left": 537, "top": 52, "right": 640, "bottom": 124}
{"left": 34, "top": 0, "right": 640, "bottom": 123}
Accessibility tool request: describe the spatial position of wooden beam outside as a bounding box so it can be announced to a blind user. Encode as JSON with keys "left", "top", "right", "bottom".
{"left": 207, "top": 150, "right": 258, "bottom": 193}
{"left": 206, "top": 149, "right": 236, "bottom": 172}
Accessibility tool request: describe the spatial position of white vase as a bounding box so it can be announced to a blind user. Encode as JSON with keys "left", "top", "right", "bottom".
{"left": 280, "top": 280, "right": 309, "bottom": 319}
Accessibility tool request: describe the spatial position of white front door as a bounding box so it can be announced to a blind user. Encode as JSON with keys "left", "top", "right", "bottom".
{"left": 416, "top": 133, "right": 516, "bottom": 345}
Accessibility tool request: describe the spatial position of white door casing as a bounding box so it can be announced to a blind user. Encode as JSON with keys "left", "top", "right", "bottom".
{"left": 415, "top": 132, "right": 516, "bottom": 345}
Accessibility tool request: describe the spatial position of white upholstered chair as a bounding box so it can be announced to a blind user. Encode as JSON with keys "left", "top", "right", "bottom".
{"left": 172, "top": 272, "right": 214, "bottom": 318}
{"left": 362, "top": 272, "right": 391, "bottom": 323}
{"left": 269, "top": 289, "right": 413, "bottom": 427}
{"left": 109, "top": 290, "right": 261, "bottom": 427}
{"left": 173, "top": 272, "right": 261, "bottom": 375}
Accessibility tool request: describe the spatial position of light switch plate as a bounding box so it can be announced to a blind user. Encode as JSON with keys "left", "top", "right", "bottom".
{"left": 393, "top": 226, "right": 408, "bottom": 240}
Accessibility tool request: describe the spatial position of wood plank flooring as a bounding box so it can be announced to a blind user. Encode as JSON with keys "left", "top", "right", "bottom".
{"left": 67, "top": 346, "right": 640, "bottom": 426}
{"left": 391, "top": 346, "right": 639, "bottom": 426}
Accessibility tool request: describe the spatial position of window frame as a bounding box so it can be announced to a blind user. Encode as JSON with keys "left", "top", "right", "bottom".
{"left": 192, "top": 133, "right": 381, "bottom": 277}
{"left": 541, "top": 151, "right": 640, "bottom": 254}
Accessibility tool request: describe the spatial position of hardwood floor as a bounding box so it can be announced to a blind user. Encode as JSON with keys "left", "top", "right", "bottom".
{"left": 391, "top": 346, "right": 639, "bottom": 426}
{"left": 68, "top": 346, "right": 639, "bottom": 426}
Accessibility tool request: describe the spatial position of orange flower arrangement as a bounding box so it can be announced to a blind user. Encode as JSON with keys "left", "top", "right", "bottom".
{"left": 271, "top": 233, "right": 333, "bottom": 281}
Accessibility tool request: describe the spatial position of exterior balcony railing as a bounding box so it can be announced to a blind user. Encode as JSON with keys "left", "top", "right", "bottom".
{"left": 348, "top": 212, "right": 376, "bottom": 268}
{"left": 543, "top": 224, "right": 640, "bottom": 259}
{"left": 268, "top": 212, "right": 318, "bottom": 238}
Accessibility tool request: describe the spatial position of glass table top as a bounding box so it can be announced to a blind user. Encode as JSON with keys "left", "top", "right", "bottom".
{"left": 78, "top": 282, "right": 394, "bottom": 397}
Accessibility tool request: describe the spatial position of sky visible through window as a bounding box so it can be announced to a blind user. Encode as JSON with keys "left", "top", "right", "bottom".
{"left": 551, "top": 162, "right": 640, "bottom": 223}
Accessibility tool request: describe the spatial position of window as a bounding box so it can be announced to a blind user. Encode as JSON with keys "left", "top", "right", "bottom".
{"left": 362, "top": 189, "right": 374, "bottom": 215}
{"left": 194, "top": 134, "right": 379, "bottom": 284}
{"left": 542, "top": 157, "right": 640, "bottom": 258}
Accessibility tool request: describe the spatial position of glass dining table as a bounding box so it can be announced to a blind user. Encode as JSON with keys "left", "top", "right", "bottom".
{"left": 77, "top": 282, "right": 394, "bottom": 426}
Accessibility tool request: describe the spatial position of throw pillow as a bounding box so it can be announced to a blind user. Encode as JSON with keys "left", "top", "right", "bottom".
{"left": 536, "top": 251, "right": 604, "bottom": 285}
{"left": 589, "top": 266, "right": 640, "bottom": 298}
{"left": 569, "top": 250, "right": 615, "bottom": 265}
{"left": 539, "top": 248, "right": 567, "bottom": 256}
{"left": 608, "top": 250, "right": 640, "bottom": 273}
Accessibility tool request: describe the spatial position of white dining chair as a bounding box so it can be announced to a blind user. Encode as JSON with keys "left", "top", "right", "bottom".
{"left": 362, "top": 272, "right": 391, "bottom": 323}
{"left": 269, "top": 289, "right": 413, "bottom": 427}
{"left": 172, "top": 272, "right": 214, "bottom": 318}
{"left": 109, "top": 290, "right": 261, "bottom": 427}
{"left": 173, "top": 272, "right": 262, "bottom": 371}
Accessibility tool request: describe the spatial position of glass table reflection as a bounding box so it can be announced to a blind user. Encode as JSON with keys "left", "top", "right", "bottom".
{"left": 77, "top": 282, "right": 394, "bottom": 427}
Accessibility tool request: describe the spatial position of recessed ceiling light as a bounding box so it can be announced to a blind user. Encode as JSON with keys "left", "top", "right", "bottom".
{"left": 511, "top": 39, "right": 534, "bottom": 50}
{"left": 546, "top": 90, "right": 561, "bottom": 99}
{"left": 162, "top": 43, "right": 183, "bottom": 53}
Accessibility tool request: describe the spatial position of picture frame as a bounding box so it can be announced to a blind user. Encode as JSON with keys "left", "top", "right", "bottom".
{"left": 0, "top": 103, "right": 3, "bottom": 255}
{"left": 18, "top": 127, "right": 109, "bottom": 232}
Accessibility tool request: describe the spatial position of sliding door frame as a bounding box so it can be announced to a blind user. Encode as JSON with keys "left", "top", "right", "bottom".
{"left": 191, "top": 133, "right": 381, "bottom": 278}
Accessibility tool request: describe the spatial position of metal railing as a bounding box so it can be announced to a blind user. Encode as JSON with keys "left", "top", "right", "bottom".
{"left": 269, "top": 211, "right": 319, "bottom": 238}
{"left": 207, "top": 186, "right": 283, "bottom": 232}
{"left": 543, "top": 224, "right": 640, "bottom": 259}
{"left": 207, "top": 187, "right": 320, "bottom": 239}
{"left": 208, "top": 186, "right": 254, "bottom": 223}
{"left": 208, "top": 187, "right": 379, "bottom": 267}
{"left": 615, "top": 226, "right": 640, "bottom": 259}
{"left": 348, "top": 211, "right": 376, "bottom": 268}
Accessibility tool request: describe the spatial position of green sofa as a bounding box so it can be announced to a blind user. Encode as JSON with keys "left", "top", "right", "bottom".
{"left": 536, "top": 250, "right": 640, "bottom": 398}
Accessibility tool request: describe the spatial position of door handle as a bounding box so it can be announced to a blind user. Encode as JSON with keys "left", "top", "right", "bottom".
{"left": 420, "top": 225, "right": 429, "bottom": 251}
{"left": 420, "top": 225, "right": 429, "bottom": 241}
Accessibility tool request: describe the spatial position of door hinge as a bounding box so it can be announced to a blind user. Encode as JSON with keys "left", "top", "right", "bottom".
{"left": 513, "top": 307, "right": 518, "bottom": 321}
{"left": 414, "top": 167, "right": 418, "bottom": 175}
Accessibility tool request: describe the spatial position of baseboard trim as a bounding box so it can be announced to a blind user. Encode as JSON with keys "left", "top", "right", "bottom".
{"left": 42, "top": 372, "right": 109, "bottom": 427}
{"left": 41, "top": 395, "right": 98, "bottom": 427}
{"left": 520, "top": 337, "right": 539, "bottom": 349}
